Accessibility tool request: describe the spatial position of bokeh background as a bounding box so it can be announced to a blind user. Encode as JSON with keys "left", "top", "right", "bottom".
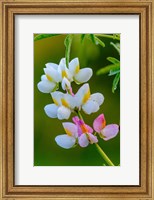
{"left": 34, "top": 34, "right": 120, "bottom": 166}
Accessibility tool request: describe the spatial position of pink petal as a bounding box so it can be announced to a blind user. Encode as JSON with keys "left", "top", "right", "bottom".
{"left": 72, "top": 116, "right": 80, "bottom": 125}
{"left": 101, "top": 124, "right": 119, "bottom": 141}
{"left": 62, "top": 122, "right": 78, "bottom": 138}
{"left": 87, "top": 133, "right": 98, "bottom": 144}
{"left": 72, "top": 116, "right": 93, "bottom": 136}
{"left": 86, "top": 125, "right": 93, "bottom": 133}
{"left": 70, "top": 87, "right": 75, "bottom": 96}
{"left": 78, "top": 134, "right": 89, "bottom": 147}
{"left": 93, "top": 114, "right": 106, "bottom": 133}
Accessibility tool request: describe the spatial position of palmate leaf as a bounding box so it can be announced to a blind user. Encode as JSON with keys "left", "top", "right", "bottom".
{"left": 112, "top": 73, "right": 120, "bottom": 93}
{"left": 64, "top": 34, "right": 73, "bottom": 68}
{"left": 34, "top": 34, "right": 61, "bottom": 41}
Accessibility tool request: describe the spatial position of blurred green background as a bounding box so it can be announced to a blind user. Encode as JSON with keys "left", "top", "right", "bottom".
{"left": 34, "top": 34, "right": 120, "bottom": 166}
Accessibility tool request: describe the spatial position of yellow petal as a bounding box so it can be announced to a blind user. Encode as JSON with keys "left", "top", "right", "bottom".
{"left": 61, "top": 98, "right": 69, "bottom": 108}
{"left": 46, "top": 74, "right": 53, "bottom": 81}
{"left": 82, "top": 88, "right": 90, "bottom": 104}
{"left": 53, "top": 98, "right": 59, "bottom": 106}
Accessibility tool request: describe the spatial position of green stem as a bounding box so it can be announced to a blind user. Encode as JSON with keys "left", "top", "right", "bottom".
{"left": 95, "top": 143, "right": 114, "bottom": 166}
{"left": 95, "top": 34, "right": 120, "bottom": 41}
{"left": 74, "top": 111, "right": 114, "bottom": 166}
{"left": 77, "top": 111, "right": 84, "bottom": 121}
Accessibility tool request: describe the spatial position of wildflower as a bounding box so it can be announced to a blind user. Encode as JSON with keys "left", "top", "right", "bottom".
{"left": 75, "top": 83, "right": 104, "bottom": 114}
{"left": 55, "top": 116, "right": 98, "bottom": 149}
{"left": 69, "top": 58, "right": 93, "bottom": 84}
{"left": 58, "top": 58, "right": 73, "bottom": 84}
{"left": 93, "top": 114, "right": 119, "bottom": 140}
{"left": 73, "top": 116, "right": 98, "bottom": 147}
{"left": 55, "top": 122, "right": 78, "bottom": 149}
{"left": 37, "top": 63, "right": 61, "bottom": 93}
{"left": 44, "top": 91, "right": 76, "bottom": 120}
{"left": 37, "top": 57, "right": 93, "bottom": 94}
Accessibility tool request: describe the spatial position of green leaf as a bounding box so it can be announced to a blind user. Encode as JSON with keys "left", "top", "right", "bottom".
{"left": 109, "top": 68, "right": 120, "bottom": 76}
{"left": 110, "top": 42, "right": 120, "bottom": 54}
{"left": 112, "top": 73, "right": 120, "bottom": 93}
{"left": 64, "top": 34, "right": 73, "bottom": 68}
{"left": 88, "top": 34, "right": 105, "bottom": 47}
{"left": 107, "top": 57, "right": 120, "bottom": 65}
{"left": 94, "top": 36, "right": 105, "bottom": 47}
{"left": 113, "top": 34, "right": 120, "bottom": 40}
{"left": 89, "top": 34, "right": 96, "bottom": 44}
{"left": 96, "top": 64, "right": 119, "bottom": 75}
{"left": 81, "top": 34, "right": 86, "bottom": 43}
{"left": 34, "top": 34, "right": 61, "bottom": 41}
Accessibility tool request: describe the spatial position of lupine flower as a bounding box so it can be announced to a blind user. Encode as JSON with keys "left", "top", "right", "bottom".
{"left": 69, "top": 58, "right": 93, "bottom": 84}
{"left": 55, "top": 117, "right": 98, "bottom": 149}
{"left": 73, "top": 116, "right": 98, "bottom": 147}
{"left": 58, "top": 58, "right": 73, "bottom": 84}
{"left": 59, "top": 57, "right": 93, "bottom": 89}
{"left": 37, "top": 63, "right": 61, "bottom": 93}
{"left": 75, "top": 83, "right": 104, "bottom": 114}
{"left": 61, "top": 77, "right": 71, "bottom": 91}
{"left": 93, "top": 114, "right": 119, "bottom": 141}
{"left": 44, "top": 91, "right": 76, "bottom": 120}
{"left": 55, "top": 122, "right": 78, "bottom": 149}
{"left": 37, "top": 57, "right": 93, "bottom": 93}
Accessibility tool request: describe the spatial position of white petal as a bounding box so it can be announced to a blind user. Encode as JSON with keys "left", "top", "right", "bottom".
{"left": 62, "top": 122, "right": 78, "bottom": 138}
{"left": 69, "top": 57, "right": 80, "bottom": 76}
{"left": 78, "top": 134, "right": 89, "bottom": 147}
{"left": 37, "top": 81, "right": 56, "bottom": 93}
{"left": 44, "top": 68, "right": 61, "bottom": 83}
{"left": 58, "top": 61, "right": 73, "bottom": 81}
{"left": 75, "top": 83, "right": 90, "bottom": 107}
{"left": 51, "top": 91, "right": 63, "bottom": 106}
{"left": 82, "top": 100, "right": 99, "bottom": 114}
{"left": 57, "top": 106, "right": 71, "bottom": 120}
{"left": 59, "top": 58, "right": 66, "bottom": 66}
{"left": 45, "top": 63, "right": 59, "bottom": 70}
{"left": 74, "top": 68, "right": 93, "bottom": 83}
{"left": 90, "top": 93, "right": 104, "bottom": 106}
{"left": 64, "top": 94, "right": 76, "bottom": 109}
{"left": 41, "top": 75, "right": 47, "bottom": 81}
{"left": 44, "top": 104, "right": 58, "bottom": 118}
{"left": 55, "top": 135, "right": 76, "bottom": 149}
{"left": 61, "top": 77, "right": 71, "bottom": 90}
{"left": 101, "top": 124, "right": 119, "bottom": 141}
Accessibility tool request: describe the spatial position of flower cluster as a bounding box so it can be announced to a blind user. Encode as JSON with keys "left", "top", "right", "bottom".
{"left": 55, "top": 115, "right": 119, "bottom": 149}
{"left": 37, "top": 57, "right": 92, "bottom": 94}
{"left": 38, "top": 57, "right": 119, "bottom": 149}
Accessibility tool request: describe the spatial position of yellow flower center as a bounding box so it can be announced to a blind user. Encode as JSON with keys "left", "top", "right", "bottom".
{"left": 75, "top": 65, "right": 80, "bottom": 74}
{"left": 62, "top": 70, "right": 68, "bottom": 78}
{"left": 61, "top": 98, "right": 69, "bottom": 108}
{"left": 52, "top": 98, "right": 59, "bottom": 106}
{"left": 46, "top": 74, "right": 52, "bottom": 81}
{"left": 64, "top": 128, "right": 72, "bottom": 136}
{"left": 102, "top": 119, "right": 106, "bottom": 129}
{"left": 80, "top": 124, "right": 88, "bottom": 133}
{"left": 82, "top": 88, "right": 90, "bottom": 104}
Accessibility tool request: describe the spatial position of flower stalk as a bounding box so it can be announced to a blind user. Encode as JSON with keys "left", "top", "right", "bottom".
{"left": 95, "top": 143, "right": 114, "bottom": 166}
